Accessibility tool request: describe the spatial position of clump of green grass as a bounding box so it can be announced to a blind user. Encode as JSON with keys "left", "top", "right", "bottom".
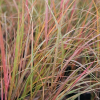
{"left": 0, "top": 0, "right": 100, "bottom": 100}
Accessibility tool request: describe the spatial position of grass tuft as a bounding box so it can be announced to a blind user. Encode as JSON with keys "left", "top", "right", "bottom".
{"left": 0, "top": 0, "right": 100, "bottom": 100}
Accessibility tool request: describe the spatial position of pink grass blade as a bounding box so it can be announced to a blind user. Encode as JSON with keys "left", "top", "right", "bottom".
{"left": 60, "top": 0, "right": 64, "bottom": 10}
{"left": 70, "top": 1, "right": 76, "bottom": 17}
{"left": 60, "top": 0, "right": 64, "bottom": 18}
{"left": 0, "top": 24, "right": 8, "bottom": 100}
{"left": 1, "top": 78, "right": 3, "bottom": 100}
{"left": 64, "top": 0, "right": 70, "bottom": 9}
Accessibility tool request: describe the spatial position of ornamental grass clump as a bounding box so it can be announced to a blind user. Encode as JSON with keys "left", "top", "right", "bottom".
{"left": 0, "top": 0, "right": 100, "bottom": 100}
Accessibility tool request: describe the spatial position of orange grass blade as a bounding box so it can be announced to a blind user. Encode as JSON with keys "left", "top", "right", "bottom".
{"left": 45, "top": 0, "right": 49, "bottom": 45}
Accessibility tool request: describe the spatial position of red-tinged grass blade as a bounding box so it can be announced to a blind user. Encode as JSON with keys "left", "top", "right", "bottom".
{"left": 45, "top": 0, "right": 49, "bottom": 45}
{"left": 0, "top": 24, "right": 8, "bottom": 100}
{"left": 60, "top": 0, "right": 64, "bottom": 18}
{"left": 64, "top": 0, "right": 70, "bottom": 8}
{"left": 70, "top": 1, "right": 76, "bottom": 17}
{"left": 60, "top": 0, "right": 63, "bottom": 10}
{"left": 26, "top": 0, "right": 28, "bottom": 11}
{"left": 1, "top": 78, "right": 3, "bottom": 100}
